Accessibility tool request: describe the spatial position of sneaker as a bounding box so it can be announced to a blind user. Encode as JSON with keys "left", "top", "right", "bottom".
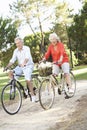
{"left": 69, "top": 88, "right": 74, "bottom": 94}
{"left": 31, "top": 95, "right": 36, "bottom": 103}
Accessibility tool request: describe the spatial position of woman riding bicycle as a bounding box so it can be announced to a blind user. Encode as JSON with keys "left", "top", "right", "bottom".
{"left": 42, "top": 33, "right": 74, "bottom": 94}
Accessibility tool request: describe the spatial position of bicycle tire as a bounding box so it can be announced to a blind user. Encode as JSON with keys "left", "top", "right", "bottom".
{"left": 63, "top": 72, "right": 76, "bottom": 98}
{"left": 39, "top": 78, "right": 55, "bottom": 110}
{"left": 32, "top": 77, "right": 41, "bottom": 102}
{"left": 1, "top": 83, "right": 22, "bottom": 115}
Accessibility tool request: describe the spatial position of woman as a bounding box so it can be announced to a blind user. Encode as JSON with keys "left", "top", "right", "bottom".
{"left": 42, "top": 33, "right": 74, "bottom": 93}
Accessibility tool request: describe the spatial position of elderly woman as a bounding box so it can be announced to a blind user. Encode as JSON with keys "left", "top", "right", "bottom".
{"left": 43, "top": 33, "right": 74, "bottom": 93}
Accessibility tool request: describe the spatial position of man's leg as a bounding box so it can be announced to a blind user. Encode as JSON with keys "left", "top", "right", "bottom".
{"left": 26, "top": 80, "right": 35, "bottom": 96}
{"left": 8, "top": 70, "right": 14, "bottom": 79}
{"left": 8, "top": 66, "right": 23, "bottom": 80}
{"left": 23, "top": 65, "right": 36, "bottom": 102}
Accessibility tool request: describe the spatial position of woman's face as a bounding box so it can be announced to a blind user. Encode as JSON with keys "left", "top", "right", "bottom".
{"left": 50, "top": 38, "right": 57, "bottom": 46}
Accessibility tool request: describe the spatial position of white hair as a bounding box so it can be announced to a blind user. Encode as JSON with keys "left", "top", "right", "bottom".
{"left": 49, "top": 33, "right": 60, "bottom": 42}
{"left": 14, "top": 37, "right": 24, "bottom": 44}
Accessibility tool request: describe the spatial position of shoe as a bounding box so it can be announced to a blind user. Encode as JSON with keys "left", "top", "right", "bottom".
{"left": 69, "top": 88, "right": 74, "bottom": 94}
{"left": 31, "top": 95, "right": 36, "bottom": 103}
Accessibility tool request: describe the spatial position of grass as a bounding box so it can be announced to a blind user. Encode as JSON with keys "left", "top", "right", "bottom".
{"left": 75, "top": 72, "right": 87, "bottom": 80}
{"left": 73, "top": 65, "right": 87, "bottom": 70}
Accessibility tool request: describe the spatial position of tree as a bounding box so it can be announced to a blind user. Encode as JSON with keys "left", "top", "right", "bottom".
{"left": 68, "top": 1, "right": 87, "bottom": 64}
{"left": 52, "top": 2, "right": 75, "bottom": 67}
{"left": 9, "top": 0, "right": 56, "bottom": 53}
{"left": 0, "top": 17, "right": 18, "bottom": 50}
{"left": 0, "top": 17, "right": 18, "bottom": 67}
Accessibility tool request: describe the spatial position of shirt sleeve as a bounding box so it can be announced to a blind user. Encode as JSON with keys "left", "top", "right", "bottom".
{"left": 10, "top": 50, "right": 17, "bottom": 64}
{"left": 25, "top": 46, "right": 33, "bottom": 62}
{"left": 44, "top": 45, "right": 51, "bottom": 60}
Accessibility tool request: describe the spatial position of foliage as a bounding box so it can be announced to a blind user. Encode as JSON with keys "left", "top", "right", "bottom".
{"left": 0, "top": 17, "right": 18, "bottom": 50}
{"left": 52, "top": 2, "right": 73, "bottom": 44}
{"left": 24, "top": 32, "right": 50, "bottom": 62}
{"left": 9, "top": 0, "right": 56, "bottom": 52}
{"left": 1, "top": 45, "right": 16, "bottom": 67}
{"left": 67, "top": 1, "right": 87, "bottom": 64}
{"left": 1, "top": 31, "right": 78, "bottom": 67}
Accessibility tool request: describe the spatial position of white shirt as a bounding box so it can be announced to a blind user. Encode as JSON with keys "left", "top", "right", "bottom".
{"left": 10, "top": 45, "right": 34, "bottom": 66}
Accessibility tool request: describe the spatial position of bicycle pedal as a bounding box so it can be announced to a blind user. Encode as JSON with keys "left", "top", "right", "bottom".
{"left": 33, "top": 87, "right": 37, "bottom": 91}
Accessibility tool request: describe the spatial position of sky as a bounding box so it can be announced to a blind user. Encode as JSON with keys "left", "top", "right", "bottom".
{"left": 0, "top": 0, "right": 82, "bottom": 38}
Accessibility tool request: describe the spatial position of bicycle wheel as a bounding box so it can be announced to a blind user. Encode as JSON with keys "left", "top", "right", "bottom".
{"left": 1, "top": 83, "right": 22, "bottom": 115}
{"left": 39, "top": 78, "right": 55, "bottom": 110}
{"left": 64, "top": 72, "right": 76, "bottom": 98}
{"left": 32, "top": 76, "right": 41, "bottom": 102}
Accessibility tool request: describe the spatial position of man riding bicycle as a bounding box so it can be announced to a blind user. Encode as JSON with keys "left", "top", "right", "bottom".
{"left": 5, "top": 37, "right": 36, "bottom": 102}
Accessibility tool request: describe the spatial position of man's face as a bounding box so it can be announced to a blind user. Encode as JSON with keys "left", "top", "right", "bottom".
{"left": 15, "top": 39, "right": 23, "bottom": 50}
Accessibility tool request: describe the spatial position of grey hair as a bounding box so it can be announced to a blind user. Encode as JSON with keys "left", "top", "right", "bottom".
{"left": 49, "top": 33, "right": 60, "bottom": 42}
{"left": 14, "top": 37, "right": 24, "bottom": 44}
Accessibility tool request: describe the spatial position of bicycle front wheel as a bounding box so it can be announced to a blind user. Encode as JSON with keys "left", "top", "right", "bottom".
{"left": 64, "top": 72, "right": 76, "bottom": 98}
{"left": 32, "top": 76, "right": 41, "bottom": 102}
{"left": 1, "top": 83, "right": 22, "bottom": 115}
{"left": 39, "top": 78, "right": 55, "bottom": 110}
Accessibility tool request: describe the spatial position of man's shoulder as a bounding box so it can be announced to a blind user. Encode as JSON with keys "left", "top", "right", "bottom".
{"left": 23, "top": 45, "right": 30, "bottom": 49}
{"left": 14, "top": 48, "right": 18, "bottom": 53}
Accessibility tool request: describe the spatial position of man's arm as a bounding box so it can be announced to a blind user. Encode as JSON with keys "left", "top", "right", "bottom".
{"left": 20, "top": 58, "right": 29, "bottom": 67}
{"left": 4, "top": 62, "right": 13, "bottom": 71}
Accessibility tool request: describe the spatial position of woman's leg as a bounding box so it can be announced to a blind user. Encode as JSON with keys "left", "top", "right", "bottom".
{"left": 62, "top": 62, "right": 74, "bottom": 93}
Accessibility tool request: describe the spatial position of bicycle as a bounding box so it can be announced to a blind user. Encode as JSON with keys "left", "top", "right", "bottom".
{"left": 1, "top": 69, "right": 41, "bottom": 115}
{"left": 39, "top": 62, "right": 76, "bottom": 110}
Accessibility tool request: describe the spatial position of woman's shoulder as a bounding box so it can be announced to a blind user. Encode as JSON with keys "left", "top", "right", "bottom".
{"left": 58, "top": 42, "right": 64, "bottom": 47}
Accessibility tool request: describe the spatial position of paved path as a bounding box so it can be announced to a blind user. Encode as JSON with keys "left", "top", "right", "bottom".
{"left": 0, "top": 80, "right": 87, "bottom": 130}
{"left": 72, "top": 68, "right": 87, "bottom": 75}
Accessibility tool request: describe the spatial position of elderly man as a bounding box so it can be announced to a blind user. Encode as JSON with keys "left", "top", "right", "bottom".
{"left": 5, "top": 37, "right": 36, "bottom": 102}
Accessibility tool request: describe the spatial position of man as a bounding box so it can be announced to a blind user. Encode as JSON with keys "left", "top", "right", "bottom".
{"left": 5, "top": 37, "right": 36, "bottom": 102}
{"left": 42, "top": 33, "right": 74, "bottom": 93}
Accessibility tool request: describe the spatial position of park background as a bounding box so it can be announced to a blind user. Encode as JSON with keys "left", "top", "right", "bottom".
{"left": 0, "top": 1, "right": 87, "bottom": 130}
{"left": 0, "top": 0, "right": 87, "bottom": 77}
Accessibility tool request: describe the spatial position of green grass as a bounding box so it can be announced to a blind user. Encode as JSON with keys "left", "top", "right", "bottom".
{"left": 75, "top": 72, "right": 87, "bottom": 80}
{"left": 73, "top": 65, "right": 87, "bottom": 70}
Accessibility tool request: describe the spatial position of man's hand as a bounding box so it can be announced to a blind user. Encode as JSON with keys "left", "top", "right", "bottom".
{"left": 19, "top": 63, "right": 26, "bottom": 67}
{"left": 3, "top": 67, "right": 8, "bottom": 72}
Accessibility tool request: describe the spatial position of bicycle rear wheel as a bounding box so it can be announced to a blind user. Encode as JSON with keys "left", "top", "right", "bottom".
{"left": 1, "top": 83, "right": 22, "bottom": 115}
{"left": 39, "top": 78, "right": 55, "bottom": 110}
{"left": 64, "top": 72, "right": 76, "bottom": 98}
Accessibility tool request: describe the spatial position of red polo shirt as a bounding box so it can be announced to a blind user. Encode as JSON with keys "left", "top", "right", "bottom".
{"left": 44, "top": 42, "right": 69, "bottom": 65}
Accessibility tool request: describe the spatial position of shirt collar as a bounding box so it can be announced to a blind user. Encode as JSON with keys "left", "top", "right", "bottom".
{"left": 17, "top": 46, "right": 24, "bottom": 52}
